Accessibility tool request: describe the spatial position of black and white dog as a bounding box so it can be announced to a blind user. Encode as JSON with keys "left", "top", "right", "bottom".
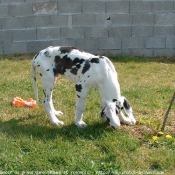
{"left": 31, "top": 46, "right": 136, "bottom": 129}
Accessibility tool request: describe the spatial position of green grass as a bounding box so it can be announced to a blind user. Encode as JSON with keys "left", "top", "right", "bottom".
{"left": 0, "top": 54, "right": 175, "bottom": 174}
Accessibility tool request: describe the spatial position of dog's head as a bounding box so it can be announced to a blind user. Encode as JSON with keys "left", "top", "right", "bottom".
{"left": 100, "top": 100, "right": 123, "bottom": 129}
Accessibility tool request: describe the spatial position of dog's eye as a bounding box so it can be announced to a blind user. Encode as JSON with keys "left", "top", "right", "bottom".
{"left": 106, "top": 117, "right": 110, "bottom": 123}
{"left": 100, "top": 109, "right": 105, "bottom": 117}
{"left": 116, "top": 110, "right": 119, "bottom": 114}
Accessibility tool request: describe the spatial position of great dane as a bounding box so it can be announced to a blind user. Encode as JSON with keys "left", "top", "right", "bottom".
{"left": 31, "top": 46, "right": 136, "bottom": 129}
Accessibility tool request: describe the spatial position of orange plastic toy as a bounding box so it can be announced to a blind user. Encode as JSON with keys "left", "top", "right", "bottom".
{"left": 12, "top": 97, "right": 37, "bottom": 107}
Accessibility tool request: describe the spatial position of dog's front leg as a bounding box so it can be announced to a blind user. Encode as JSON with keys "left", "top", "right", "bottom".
{"left": 74, "top": 84, "right": 88, "bottom": 128}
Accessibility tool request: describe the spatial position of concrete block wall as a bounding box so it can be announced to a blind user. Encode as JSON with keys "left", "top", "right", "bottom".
{"left": 0, "top": 0, "right": 175, "bottom": 56}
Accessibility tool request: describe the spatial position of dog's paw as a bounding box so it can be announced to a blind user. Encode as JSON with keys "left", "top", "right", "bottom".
{"left": 75, "top": 121, "right": 87, "bottom": 128}
{"left": 130, "top": 118, "right": 136, "bottom": 125}
{"left": 124, "top": 118, "right": 136, "bottom": 126}
{"left": 51, "top": 118, "right": 64, "bottom": 126}
{"left": 54, "top": 110, "right": 63, "bottom": 116}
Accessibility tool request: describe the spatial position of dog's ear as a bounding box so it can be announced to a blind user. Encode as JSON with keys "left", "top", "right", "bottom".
{"left": 123, "top": 97, "right": 131, "bottom": 110}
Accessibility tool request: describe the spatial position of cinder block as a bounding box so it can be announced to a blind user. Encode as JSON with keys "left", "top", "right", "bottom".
{"left": 109, "top": 26, "right": 131, "bottom": 38}
{"left": 145, "top": 37, "right": 166, "bottom": 49}
{"left": 82, "top": 1, "right": 105, "bottom": 14}
{"left": 51, "top": 39, "right": 61, "bottom": 47}
{"left": 122, "top": 38, "right": 144, "bottom": 49}
{"left": 13, "top": 28, "right": 36, "bottom": 41}
{"left": 131, "top": 49, "right": 153, "bottom": 57}
{"left": 61, "top": 27, "right": 84, "bottom": 39}
{"left": 0, "top": 30, "right": 12, "bottom": 42}
{"left": 166, "top": 37, "right": 175, "bottom": 49}
{"left": 26, "top": 0, "right": 49, "bottom": 2}
{"left": 154, "top": 26, "right": 174, "bottom": 36}
{"left": 33, "top": 2, "right": 57, "bottom": 15}
{"left": 106, "top": 1, "right": 129, "bottom": 13}
{"left": 37, "top": 27, "right": 60, "bottom": 40}
{"left": 75, "top": 38, "right": 98, "bottom": 52}
{"left": 50, "top": 15, "right": 68, "bottom": 27}
{"left": 26, "top": 16, "right": 51, "bottom": 28}
{"left": 155, "top": 13, "right": 175, "bottom": 25}
{"left": 107, "top": 49, "right": 131, "bottom": 56}
{"left": 0, "top": 43, "right": 4, "bottom": 55}
{"left": 72, "top": 14, "right": 96, "bottom": 27}
{"left": 60, "top": 39, "right": 75, "bottom": 47}
{"left": 1, "top": 0, "right": 25, "bottom": 3}
{"left": 0, "top": 5, "right": 8, "bottom": 17}
{"left": 133, "top": 14, "right": 155, "bottom": 26}
{"left": 111, "top": 14, "right": 132, "bottom": 26}
{"left": 96, "top": 14, "right": 111, "bottom": 26}
{"left": 132, "top": 26, "right": 153, "bottom": 37}
{"left": 4, "top": 41, "right": 27, "bottom": 54}
{"left": 130, "top": 1, "right": 152, "bottom": 13}
{"left": 152, "top": 1, "right": 174, "bottom": 13}
{"left": 8, "top": 4, "right": 33, "bottom": 17}
{"left": 85, "top": 27, "right": 108, "bottom": 38}
{"left": 27, "top": 40, "right": 53, "bottom": 53}
{"left": 99, "top": 38, "right": 121, "bottom": 50}
{"left": 57, "top": 0, "right": 81, "bottom": 14}
{"left": 1, "top": 17, "right": 25, "bottom": 29}
{"left": 154, "top": 49, "right": 175, "bottom": 57}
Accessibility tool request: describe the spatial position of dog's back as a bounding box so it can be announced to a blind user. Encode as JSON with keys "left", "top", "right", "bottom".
{"left": 32, "top": 46, "right": 116, "bottom": 84}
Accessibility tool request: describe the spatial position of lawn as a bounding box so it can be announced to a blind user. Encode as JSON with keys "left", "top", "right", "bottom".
{"left": 0, "top": 54, "right": 175, "bottom": 175}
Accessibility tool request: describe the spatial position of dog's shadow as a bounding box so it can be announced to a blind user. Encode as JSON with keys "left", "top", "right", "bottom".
{"left": 0, "top": 114, "right": 112, "bottom": 142}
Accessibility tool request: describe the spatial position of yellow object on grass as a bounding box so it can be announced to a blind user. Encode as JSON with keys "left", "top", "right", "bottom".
{"left": 166, "top": 135, "right": 172, "bottom": 139}
{"left": 152, "top": 136, "right": 158, "bottom": 141}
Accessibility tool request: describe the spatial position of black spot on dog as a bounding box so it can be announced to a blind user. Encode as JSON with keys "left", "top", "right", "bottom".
{"left": 34, "top": 77, "right": 36, "bottom": 81}
{"left": 70, "top": 67, "right": 78, "bottom": 75}
{"left": 72, "top": 57, "right": 80, "bottom": 64}
{"left": 112, "top": 99, "right": 117, "bottom": 102}
{"left": 53, "top": 56, "right": 64, "bottom": 75}
{"left": 40, "top": 73, "right": 42, "bottom": 77}
{"left": 91, "top": 58, "right": 99, "bottom": 63}
{"left": 54, "top": 55, "right": 85, "bottom": 76}
{"left": 46, "top": 69, "right": 50, "bottom": 71}
{"left": 34, "top": 52, "right": 39, "bottom": 60}
{"left": 43, "top": 89, "right": 46, "bottom": 97}
{"left": 79, "top": 59, "right": 85, "bottom": 64}
{"left": 123, "top": 98, "right": 130, "bottom": 110}
{"left": 44, "top": 51, "right": 50, "bottom": 57}
{"left": 82, "top": 60, "right": 90, "bottom": 74}
{"left": 76, "top": 64, "right": 81, "bottom": 69}
{"left": 60, "top": 46, "right": 75, "bottom": 54}
{"left": 75, "top": 84, "right": 82, "bottom": 92}
{"left": 37, "top": 64, "right": 40, "bottom": 67}
{"left": 77, "top": 95, "right": 80, "bottom": 98}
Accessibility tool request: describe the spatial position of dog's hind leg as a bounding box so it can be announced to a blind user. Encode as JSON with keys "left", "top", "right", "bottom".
{"left": 75, "top": 83, "right": 89, "bottom": 128}
{"left": 41, "top": 73, "right": 64, "bottom": 126}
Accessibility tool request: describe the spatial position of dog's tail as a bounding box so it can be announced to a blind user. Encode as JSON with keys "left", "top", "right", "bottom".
{"left": 31, "top": 57, "right": 39, "bottom": 105}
